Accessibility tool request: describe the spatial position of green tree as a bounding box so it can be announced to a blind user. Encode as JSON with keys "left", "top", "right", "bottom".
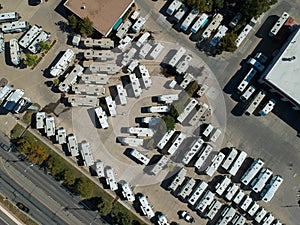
{"left": 23, "top": 54, "right": 38, "bottom": 67}
{"left": 161, "top": 115, "right": 176, "bottom": 130}
{"left": 78, "top": 17, "right": 94, "bottom": 37}
{"left": 63, "top": 169, "right": 76, "bottom": 186}
{"left": 68, "top": 14, "right": 78, "bottom": 30}
{"left": 39, "top": 41, "right": 50, "bottom": 52}
{"left": 74, "top": 178, "right": 94, "bottom": 198}
{"left": 53, "top": 78, "right": 60, "bottom": 87}
{"left": 98, "top": 198, "right": 112, "bottom": 216}
{"left": 217, "top": 32, "right": 237, "bottom": 54}
{"left": 115, "top": 211, "right": 132, "bottom": 225}
{"left": 240, "top": 0, "right": 277, "bottom": 20}
{"left": 213, "top": 0, "right": 224, "bottom": 10}
{"left": 185, "top": 0, "right": 213, "bottom": 13}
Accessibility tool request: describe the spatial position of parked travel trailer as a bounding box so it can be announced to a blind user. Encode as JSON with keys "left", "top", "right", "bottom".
{"left": 182, "top": 138, "right": 204, "bottom": 165}
{"left": 240, "top": 195, "right": 253, "bottom": 212}
{"left": 240, "top": 85, "right": 256, "bottom": 102}
{"left": 210, "top": 25, "right": 228, "bottom": 47}
{"left": 260, "top": 99, "right": 276, "bottom": 116}
{"left": 269, "top": 12, "right": 289, "bottom": 37}
{"left": 251, "top": 168, "right": 273, "bottom": 193}
{"left": 260, "top": 175, "right": 283, "bottom": 202}
{"left": 132, "top": 17, "right": 146, "bottom": 33}
{"left": 58, "top": 64, "right": 84, "bottom": 92}
{"left": 191, "top": 13, "right": 209, "bottom": 33}
{"left": 136, "top": 32, "right": 150, "bottom": 47}
{"left": 116, "top": 84, "right": 127, "bottom": 105}
{"left": 202, "top": 13, "right": 223, "bottom": 39}
{"left": 116, "top": 20, "right": 132, "bottom": 39}
{"left": 206, "top": 200, "right": 222, "bottom": 220}
{"left": 228, "top": 151, "right": 247, "bottom": 176}
{"left": 67, "top": 134, "right": 79, "bottom": 157}
{"left": 241, "top": 158, "right": 264, "bottom": 186}
{"left": 255, "top": 207, "right": 267, "bottom": 223}
{"left": 233, "top": 189, "right": 245, "bottom": 205}
{"left": 0, "top": 12, "right": 20, "bottom": 23}
{"left": 215, "top": 176, "right": 231, "bottom": 196}
{"left": 216, "top": 206, "right": 236, "bottom": 225}
{"left": 168, "top": 47, "right": 186, "bottom": 67}
{"left": 44, "top": 116, "right": 55, "bottom": 137}
{"left": 157, "top": 129, "right": 175, "bottom": 150}
{"left": 205, "top": 152, "right": 225, "bottom": 177}
{"left": 105, "top": 167, "right": 118, "bottom": 191}
{"left": 177, "top": 98, "right": 198, "bottom": 123}
{"left": 68, "top": 95, "right": 99, "bottom": 107}
{"left": 168, "top": 168, "right": 187, "bottom": 192}
{"left": 138, "top": 194, "right": 155, "bottom": 219}
{"left": 166, "top": 0, "right": 182, "bottom": 16}
{"left": 248, "top": 202, "right": 260, "bottom": 217}
{"left": 202, "top": 124, "right": 214, "bottom": 138}
{"left": 167, "top": 132, "right": 186, "bottom": 155}
{"left": 139, "top": 43, "right": 152, "bottom": 59}
{"left": 231, "top": 214, "right": 246, "bottom": 225}
{"left": 18, "top": 25, "right": 42, "bottom": 49}
{"left": 94, "top": 106, "right": 109, "bottom": 129}
{"left": 80, "top": 141, "right": 94, "bottom": 167}
{"left": 83, "top": 38, "right": 114, "bottom": 49}
{"left": 245, "top": 89, "right": 267, "bottom": 115}
{"left": 150, "top": 155, "right": 168, "bottom": 175}
{"left": 120, "top": 181, "right": 135, "bottom": 202}
{"left": 50, "top": 49, "right": 75, "bottom": 77}
{"left": 138, "top": 64, "right": 152, "bottom": 89}
{"left": 105, "top": 96, "right": 117, "bottom": 117}
{"left": 174, "top": 5, "right": 188, "bottom": 23}
{"left": 28, "top": 31, "right": 51, "bottom": 54}
{"left": 225, "top": 183, "right": 239, "bottom": 201}
{"left": 195, "top": 190, "right": 215, "bottom": 214}
{"left": 188, "top": 181, "right": 208, "bottom": 206}
{"left": 95, "top": 160, "right": 105, "bottom": 178}
{"left": 9, "top": 38, "right": 21, "bottom": 66}
{"left": 120, "top": 137, "right": 143, "bottom": 147}
{"left": 3, "top": 89, "right": 24, "bottom": 111}
{"left": 194, "top": 144, "right": 213, "bottom": 170}
{"left": 236, "top": 68, "right": 257, "bottom": 94}
{"left": 180, "top": 73, "right": 194, "bottom": 89}
{"left": 181, "top": 9, "right": 198, "bottom": 31}
{"left": 176, "top": 54, "right": 192, "bottom": 74}
{"left": 130, "top": 149, "right": 150, "bottom": 165}
{"left": 55, "top": 128, "right": 66, "bottom": 144}
{"left": 235, "top": 24, "right": 252, "bottom": 47}
{"left": 149, "top": 43, "right": 164, "bottom": 60}
{"left": 2, "top": 21, "right": 29, "bottom": 33}
{"left": 35, "top": 111, "right": 46, "bottom": 130}
{"left": 177, "top": 178, "right": 196, "bottom": 200}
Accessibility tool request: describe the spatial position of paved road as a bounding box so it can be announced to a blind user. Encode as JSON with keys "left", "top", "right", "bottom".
{"left": 0, "top": 132, "right": 106, "bottom": 225}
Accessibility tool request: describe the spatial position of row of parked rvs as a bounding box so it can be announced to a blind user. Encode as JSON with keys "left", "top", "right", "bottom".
{"left": 168, "top": 166, "right": 283, "bottom": 225}
{"left": 0, "top": 84, "right": 31, "bottom": 113}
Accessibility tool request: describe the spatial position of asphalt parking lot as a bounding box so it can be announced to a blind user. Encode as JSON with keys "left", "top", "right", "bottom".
{"left": 0, "top": 0, "right": 299, "bottom": 225}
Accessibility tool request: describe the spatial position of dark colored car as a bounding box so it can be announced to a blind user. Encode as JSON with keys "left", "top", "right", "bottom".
{"left": 16, "top": 202, "right": 30, "bottom": 213}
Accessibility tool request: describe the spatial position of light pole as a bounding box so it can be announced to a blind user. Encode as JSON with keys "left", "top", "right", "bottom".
{"left": 24, "top": 163, "right": 36, "bottom": 173}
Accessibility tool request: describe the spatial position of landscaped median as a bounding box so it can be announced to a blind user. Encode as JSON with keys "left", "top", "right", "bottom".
{"left": 0, "top": 193, "right": 39, "bottom": 225}
{"left": 10, "top": 124, "right": 147, "bottom": 225}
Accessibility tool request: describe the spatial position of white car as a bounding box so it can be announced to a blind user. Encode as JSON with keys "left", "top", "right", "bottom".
{"left": 247, "top": 58, "right": 265, "bottom": 72}
{"left": 254, "top": 52, "right": 268, "bottom": 64}
{"left": 179, "top": 211, "right": 195, "bottom": 223}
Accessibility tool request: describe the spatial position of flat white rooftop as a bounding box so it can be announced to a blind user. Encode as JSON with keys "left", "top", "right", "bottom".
{"left": 262, "top": 27, "right": 300, "bottom": 108}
